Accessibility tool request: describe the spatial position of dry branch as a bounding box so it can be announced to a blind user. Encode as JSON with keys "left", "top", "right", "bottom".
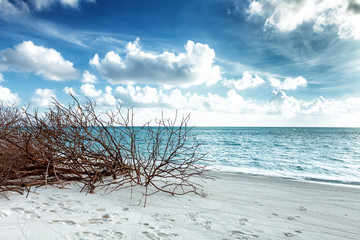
{"left": 0, "top": 97, "right": 209, "bottom": 205}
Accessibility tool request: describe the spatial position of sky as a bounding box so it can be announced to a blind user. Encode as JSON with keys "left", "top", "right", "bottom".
{"left": 1, "top": 0, "right": 360, "bottom": 127}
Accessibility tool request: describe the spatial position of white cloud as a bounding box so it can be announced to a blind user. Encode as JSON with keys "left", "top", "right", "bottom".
{"left": 96, "top": 86, "right": 117, "bottom": 106}
{"left": 63, "top": 86, "right": 77, "bottom": 96}
{"left": 247, "top": 1, "right": 264, "bottom": 16}
{"left": 113, "top": 85, "right": 260, "bottom": 113}
{"left": 224, "top": 71, "right": 265, "bottom": 90}
{"left": 80, "top": 83, "right": 102, "bottom": 97}
{"left": 0, "top": 1, "right": 94, "bottom": 47}
{"left": 78, "top": 84, "right": 117, "bottom": 106}
{"left": 0, "top": 0, "right": 29, "bottom": 18}
{"left": 269, "top": 76, "right": 307, "bottom": 90}
{"left": 267, "top": 90, "right": 360, "bottom": 122}
{"left": 114, "top": 85, "right": 213, "bottom": 110}
{"left": 90, "top": 38, "right": 221, "bottom": 88}
{"left": 0, "top": 41, "right": 79, "bottom": 81}
{"left": 247, "top": 0, "right": 360, "bottom": 39}
{"left": 0, "top": 73, "right": 20, "bottom": 105}
{"left": 0, "top": 86, "right": 21, "bottom": 105}
{"left": 52, "top": 83, "right": 360, "bottom": 127}
{"left": 107, "top": 84, "right": 360, "bottom": 126}
{"left": 81, "top": 70, "right": 97, "bottom": 83}
{"left": 30, "top": 0, "right": 95, "bottom": 10}
{"left": 114, "top": 85, "right": 162, "bottom": 106}
{"left": 31, "top": 88, "right": 56, "bottom": 107}
{"left": 0, "top": 0, "right": 94, "bottom": 18}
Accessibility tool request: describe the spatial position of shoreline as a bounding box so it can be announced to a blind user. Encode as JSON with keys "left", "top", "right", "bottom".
{"left": 207, "top": 168, "right": 360, "bottom": 189}
{"left": 1, "top": 171, "right": 359, "bottom": 239}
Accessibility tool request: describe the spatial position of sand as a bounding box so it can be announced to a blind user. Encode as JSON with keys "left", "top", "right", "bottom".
{"left": 0, "top": 172, "right": 359, "bottom": 240}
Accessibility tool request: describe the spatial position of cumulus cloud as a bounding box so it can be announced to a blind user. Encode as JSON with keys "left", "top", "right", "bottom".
{"left": 31, "top": 88, "right": 56, "bottom": 107}
{"left": 110, "top": 84, "right": 360, "bottom": 122}
{"left": 55, "top": 82, "right": 360, "bottom": 126}
{"left": 0, "top": 73, "right": 20, "bottom": 105}
{"left": 0, "top": 86, "right": 21, "bottom": 105}
{"left": 114, "top": 85, "right": 163, "bottom": 106}
{"left": 81, "top": 70, "right": 97, "bottom": 83}
{"left": 96, "top": 86, "right": 117, "bottom": 106}
{"left": 112, "top": 85, "right": 261, "bottom": 113}
{"left": 63, "top": 86, "right": 77, "bottom": 96}
{"left": 224, "top": 71, "right": 265, "bottom": 90}
{"left": 111, "top": 85, "right": 298, "bottom": 117}
{"left": 267, "top": 90, "right": 360, "bottom": 121}
{"left": 90, "top": 38, "right": 221, "bottom": 88}
{"left": 269, "top": 76, "right": 307, "bottom": 90}
{"left": 78, "top": 84, "right": 117, "bottom": 106}
{"left": 80, "top": 83, "right": 102, "bottom": 97}
{"left": 0, "top": 41, "right": 79, "bottom": 81}
{"left": 247, "top": 0, "right": 360, "bottom": 39}
{"left": 114, "top": 85, "right": 215, "bottom": 110}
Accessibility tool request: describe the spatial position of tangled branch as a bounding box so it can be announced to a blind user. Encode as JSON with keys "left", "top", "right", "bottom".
{"left": 0, "top": 97, "right": 209, "bottom": 205}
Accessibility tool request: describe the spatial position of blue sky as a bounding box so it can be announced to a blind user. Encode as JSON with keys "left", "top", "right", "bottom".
{"left": 1, "top": 0, "right": 360, "bottom": 126}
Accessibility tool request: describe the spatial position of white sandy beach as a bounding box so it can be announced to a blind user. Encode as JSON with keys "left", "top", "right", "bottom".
{"left": 0, "top": 172, "right": 359, "bottom": 240}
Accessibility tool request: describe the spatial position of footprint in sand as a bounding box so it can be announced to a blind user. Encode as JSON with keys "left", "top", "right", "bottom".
{"left": 69, "top": 230, "right": 124, "bottom": 240}
{"left": 253, "top": 201, "right": 263, "bottom": 206}
{"left": 139, "top": 222, "right": 156, "bottom": 229}
{"left": 268, "top": 213, "right": 279, "bottom": 219}
{"left": 0, "top": 211, "right": 8, "bottom": 218}
{"left": 203, "top": 221, "right": 212, "bottom": 230}
{"left": 142, "top": 229, "right": 178, "bottom": 240}
{"left": 230, "top": 230, "right": 259, "bottom": 239}
{"left": 82, "top": 213, "right": 128, "bottom": 225}
{"left": 11, "top": 207, "right": 25, "bottom": 212}
{"left": 284, "top": 232, "right": 295, "bottom": 237}
{"left": 186, "top": 212, "right": 198, "bottom": 222}
{"left": 51, "top": 194, "right": 69, "bottom": 198}
{"left": 284, "top": 230, "right": 302, "bottom": 238}
{"left": 298, "top": 206, "right": 307, "bottom": 211}
{"left": 185, "top": 212, "right": 213, "bottom": 230}
{"left": 52, "top": 220, "right": 77, "bottom": 225}
{"left": 29, "top": 213, "right": 41, "bottom": 219}
{"left": 10, "top": 207, "right": 40, "bottom": 220}
{"left": 142, "top": 231, "right": 158, "bottom": 240}
{"left": 140, "top": 222, "right": 178, "bottom": 240}
{"left": 287, "top": 216, "right": 301, "bottom": 221}
{"left": 50, "top": 198, "right": 89, "bottom": 214}
{"left": 88, "top": 213, "right": 116, "bottom": 224}
{"left": 239, "top": 218, "right": 248, "bottom": 225}
{"left": 152, "top": 213, "right": 176, "bottom": 222}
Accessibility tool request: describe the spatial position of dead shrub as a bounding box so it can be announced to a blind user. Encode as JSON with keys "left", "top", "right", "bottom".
{"left": 0, "top": 97, "right": 209, "bottom": 205}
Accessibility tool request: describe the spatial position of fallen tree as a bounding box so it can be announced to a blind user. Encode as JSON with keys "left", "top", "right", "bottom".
{"left": 0, "top": 97, "right": 209, "bottom": 205}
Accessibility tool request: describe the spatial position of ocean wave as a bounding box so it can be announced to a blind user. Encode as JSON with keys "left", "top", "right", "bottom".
{"left": 193, "top": 127, "right": 360, "bottom": 187}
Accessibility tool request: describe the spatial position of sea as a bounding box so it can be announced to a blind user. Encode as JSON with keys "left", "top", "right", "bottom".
{"left": 191, "top": 127, "right": 360, "bottom": 187}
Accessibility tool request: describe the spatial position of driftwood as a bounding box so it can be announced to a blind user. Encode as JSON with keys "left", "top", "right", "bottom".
{"left": 0, "top": 96, "right": 209, "bottom": 205}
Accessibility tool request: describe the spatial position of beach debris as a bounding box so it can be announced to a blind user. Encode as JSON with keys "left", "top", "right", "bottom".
{"left": 0, "top": 95, "right": 211, "bottom": 206}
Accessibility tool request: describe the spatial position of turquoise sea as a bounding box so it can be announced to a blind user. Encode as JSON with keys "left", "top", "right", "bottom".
{"left": 192, "top": 127, "right": 360, "bottom": 186}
